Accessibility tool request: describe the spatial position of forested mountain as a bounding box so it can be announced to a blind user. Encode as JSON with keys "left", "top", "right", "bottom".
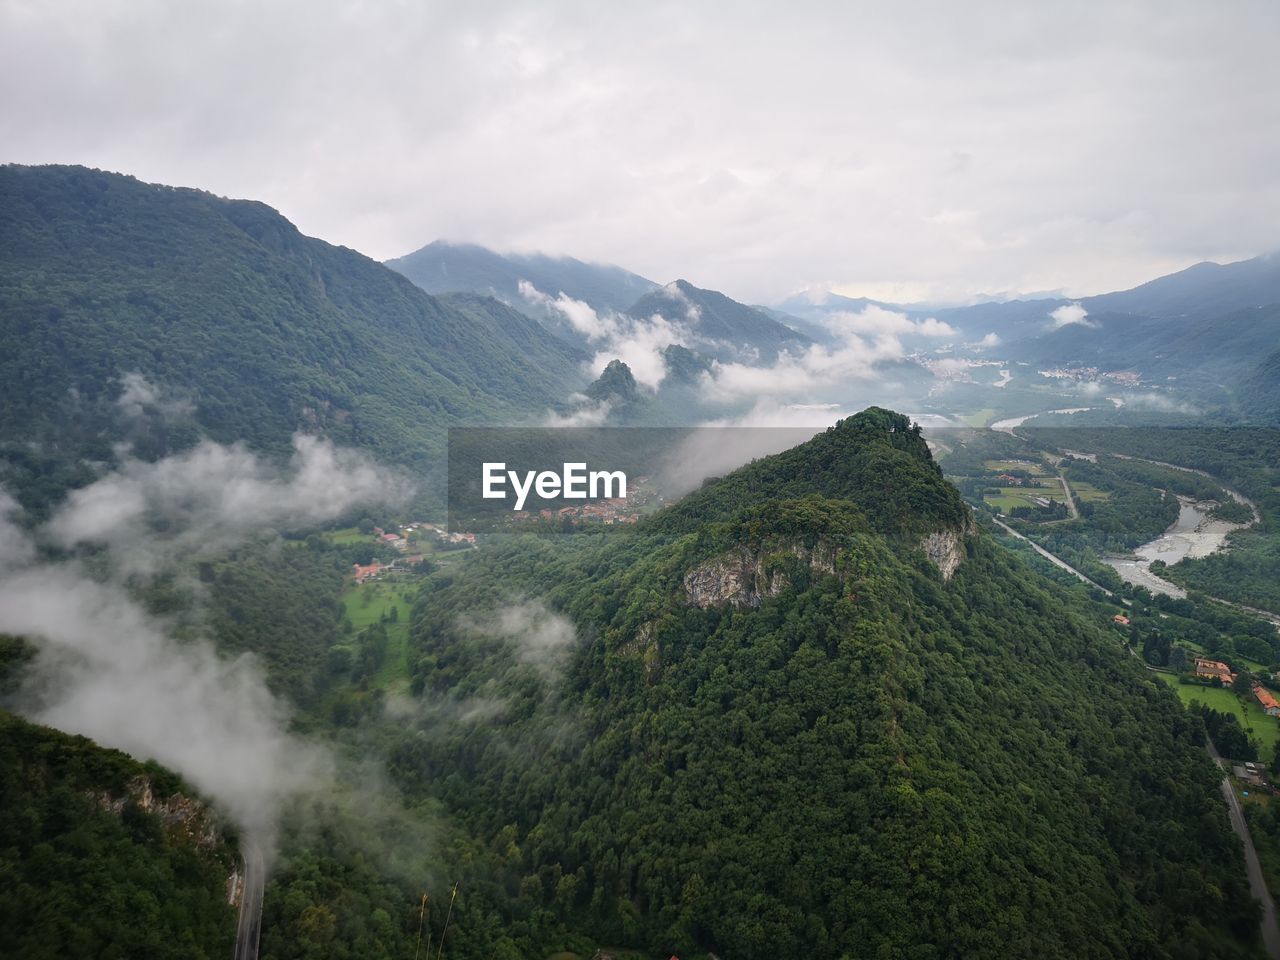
{"left": 1082, "top": 253, "right": 1280, "bottom": 321}
{"left": 386, "top": 239, "right": 658, "bottom": 314}
{"left": 0, "top": 697, "right": 236, "bottom": 959}
{"left": 627, "top": 279, "right": 812, "bottom": 363}
{"left": 386, "top": 408, "right": 1262, "bottom": 959}
{"left": 0, "top": 165, "right": 587, "bottom": 512}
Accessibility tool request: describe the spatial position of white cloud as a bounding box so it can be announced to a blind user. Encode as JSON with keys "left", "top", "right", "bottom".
{"left": 519, "top": 280, "right": 683, "bottom": 390}
{"left": 518, "top": 280, "right": 616, "bottom": 341}
{"left": 588, "top": 313, "right": 685, "bottom": 390}
{"left": 46, "top": 433, "right": 412, "bottom": 578}
{"left": 116, "top": 371, "right": 194, "bottom": 420}
{"left": 699, "top": 333, "right": 904, "bottom": 403}
{"left": 1049, "top": 302, "right": 1096, "bottom": 329}
{"left": 0, "top": 438, "right": 403, "bottom": 853}
{"left": 821, "top": 306, "right": 956, "bottom": 343}
{"left": 543, "top": 398, "right": 613, "bottom": 426}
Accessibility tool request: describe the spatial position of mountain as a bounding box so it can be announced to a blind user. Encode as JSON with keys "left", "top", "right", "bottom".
{"left": 0, "top": 699, "right": 236, "bottom": 959}
{"left": 1083, "top": 254, "right": 1280, "bottom": 321}
{"left": 627, "top": 279, "right": 812, "bottom": 363}
{"left": 394, "top": 408, "right": 1260, "bottom": 959}
{"left": 583, "top": 358, "right": 640, "bottom": 404}
{"left": 0, "top": 165, "right": 587, "bottom": 512}
{"left": 386, "top": 239, "right": 659, "bottom": 315}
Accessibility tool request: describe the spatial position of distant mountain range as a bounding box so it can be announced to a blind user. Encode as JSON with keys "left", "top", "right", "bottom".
{"left": 386, "top": 239, "right": 658, "bottom": 314}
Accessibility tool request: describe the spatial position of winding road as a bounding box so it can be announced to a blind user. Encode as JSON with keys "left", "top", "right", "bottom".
{"left": 233, "top": 838, "right": 264, "bottom": 960}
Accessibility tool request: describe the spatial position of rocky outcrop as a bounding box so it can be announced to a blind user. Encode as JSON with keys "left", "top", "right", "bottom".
{"left": 918, "top": 515, "right": 976, "bottom": 581}
{"left": 91, "top": 775, "right": 222, "bottom": 850}
{"left": 683, "top": 540, "right": 838, "bottom": 609}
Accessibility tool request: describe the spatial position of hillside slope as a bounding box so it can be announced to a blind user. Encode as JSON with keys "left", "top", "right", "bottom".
{"left": 0, "top": 701, "right": 237, "bottom": 959}
{"left": 392, "top": 409, "right": 1262, "bottom": 959}
{"left": 0, "top": 165, "right": 587, "bottom": 511}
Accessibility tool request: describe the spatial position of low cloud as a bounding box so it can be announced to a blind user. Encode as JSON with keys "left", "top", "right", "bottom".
{"left": 699, "top": 334, "right": 903, "bottom": 404}
{"left": 521, "top": 280, "right": 686, "bottom": 390}
{"left": 518, "top": 281, "right": 617, "bottom": 341}
{"left": 0, "top": 436, "right": 409, "bottom": 856}
{"left": 974, "top": 331, "right": 1001, "bottom": 349}
{"left": 543, "top": 397, "right": 613, "bottom": 427}
{"left": 46, "top": 433, "right": 411, "bottom": 578}
{"left": 462, "top": 600, "right": 578, "bottom": 680}
{"left": 659, "top": 281, "right": 703, "bottom": 322}
{"left": 1049, "top": 303, "right": 1096, "bottom": 329}
{"left": 588, "top": 314, "right": 685, "bottom": 390}
{"left": 824, "top": 305, "right": 956, "bottom": 339}
{"left": 116, "top": 371, "right": 194, "bottom": 421}
{"left": 1119, "top": 391, "right": 1199, "bottom": 414}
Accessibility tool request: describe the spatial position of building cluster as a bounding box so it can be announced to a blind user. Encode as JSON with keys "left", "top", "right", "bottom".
{"left": 1194, "top": 656, "right": 1236, "bottom": 685}
{"left": 509, "top": 498, "right": 640, "bottom": 525}
{"left": 1037, "top": 366, "right": 1143, "bottom": 386}
{"left": 352, "top": 555, "right": 425, "bottom": 584}
{"left": 375, "top": 522, "right": 474, "bottom": 549}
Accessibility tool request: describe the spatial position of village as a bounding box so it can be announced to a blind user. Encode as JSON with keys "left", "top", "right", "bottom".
{"left": 351, "top": 521, "right": 474, "bottom": 584}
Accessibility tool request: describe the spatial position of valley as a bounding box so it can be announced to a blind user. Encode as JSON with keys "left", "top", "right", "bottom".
{"left": 2, "top": 165, "right": 1279, "bottom": 960}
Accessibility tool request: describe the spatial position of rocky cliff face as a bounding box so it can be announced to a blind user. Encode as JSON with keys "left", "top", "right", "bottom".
{"left": 92, "top": 774, "right": 223, "bottom": 849}
{"left": 919, "top": 523, "right": 970, "bottom": 581}
{"left": 683, "top": 539, "right": 838, "bottom": 609}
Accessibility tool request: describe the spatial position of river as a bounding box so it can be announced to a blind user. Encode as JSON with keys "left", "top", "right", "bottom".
{"left": 1100, "top": 471, "right": 1258, "bottom": 599}
{"left": 990, "top": 407, "right": 1093, "bottom": 433}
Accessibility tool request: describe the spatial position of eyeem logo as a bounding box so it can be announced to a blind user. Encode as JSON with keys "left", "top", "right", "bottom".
{"left": 482, "top": 462, "right": 627, "bottom": 511}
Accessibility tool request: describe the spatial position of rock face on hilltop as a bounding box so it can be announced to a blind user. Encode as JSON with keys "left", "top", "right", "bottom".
{"left": 683, "top": 539, "right": 840, "bottom": 609}
{"left": 919, "top": 515, "right": 978, "bottom": 580}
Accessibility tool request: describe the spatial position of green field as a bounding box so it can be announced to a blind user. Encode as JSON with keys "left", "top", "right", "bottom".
{"left": 965, "top": 408, "right": 998, "bottom": 427}
{"left": 326, "top": 525, "right": 373, "bottom": 545}
{"left": 340, "top": 581, "right": 415, "bottom": 689}
{"left": 1159, "top": 675, "right": 1280, "bottom": 761}
{"left": 1067, "top": 480, "right": 1111, "bottom": 503}
{"left": 984, "top": 485, "right": 1067, "bottom": 512}
{"left": 983, "top": 458, "right": 1048, "bottom": 475}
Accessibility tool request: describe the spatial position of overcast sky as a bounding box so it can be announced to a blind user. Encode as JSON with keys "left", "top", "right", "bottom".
{"left": 3, "top": 0, "right": 1278, "bottom": 303}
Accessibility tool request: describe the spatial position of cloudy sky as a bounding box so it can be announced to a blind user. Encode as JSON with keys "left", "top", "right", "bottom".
{"left": 2, "top": 0, "right": 1277, "bottom": 303}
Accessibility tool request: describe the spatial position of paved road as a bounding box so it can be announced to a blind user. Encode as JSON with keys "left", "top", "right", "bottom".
{"left": 1206, "top": 739, "right": 1280, "bottom": 959}
{"left": 233, "top": 837, "right": 264, "bottom": 960}
{"left": 1056, "top": 472, "right": 1080, "bottom": 520}
{"left": 989, "top": 517, "right": 1117, "bottom": 598}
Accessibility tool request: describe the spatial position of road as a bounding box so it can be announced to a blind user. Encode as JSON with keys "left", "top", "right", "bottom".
{"left": 989, "top": 517, "right": 1116, "bottom": 598}
{"left": 233, "top": 837, "right": 264, "bottom": 960}
{"left": 1055, "top": 472, "right": 1079, "bottom": 520}
{"left": 1206, "top": 739, "right": 1280, "bottom": 959}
